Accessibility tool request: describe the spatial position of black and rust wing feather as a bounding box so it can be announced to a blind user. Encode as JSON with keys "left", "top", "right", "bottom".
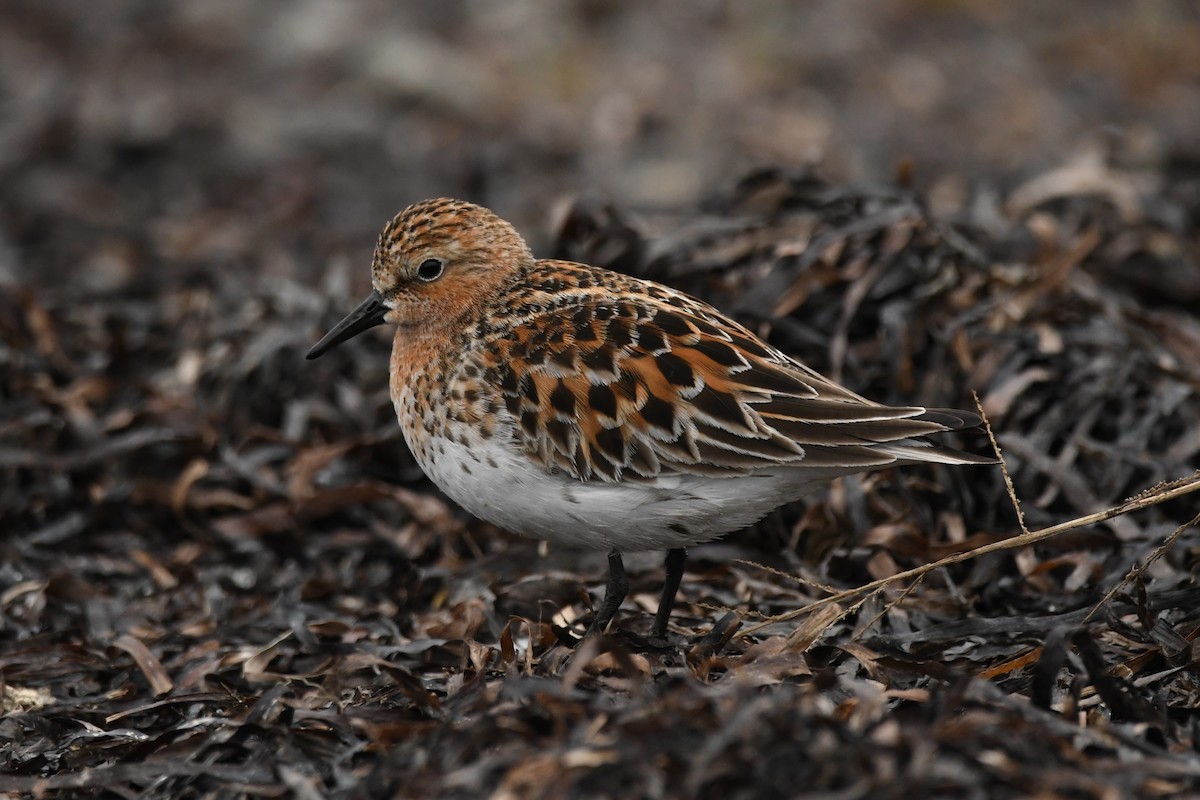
{"left": 484, "top": 263, "right": 987, "bottom": 482}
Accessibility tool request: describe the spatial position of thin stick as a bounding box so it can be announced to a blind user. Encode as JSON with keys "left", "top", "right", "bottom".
{"left": 974, "top": 390, "right": 1029, "bottom": 535}
{"left": 740, "top": 470, "right": 1200, "bottom": 638}
{"left": 852, "top": 572, "right": 925, "bottom": 642}
{"left": 1082, "top": 509, "right": 1200, "bottom": 624}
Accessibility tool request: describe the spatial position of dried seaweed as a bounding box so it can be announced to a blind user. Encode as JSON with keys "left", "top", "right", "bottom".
{"left": 4, "top": 3, "right": 1200, "bottom": 798}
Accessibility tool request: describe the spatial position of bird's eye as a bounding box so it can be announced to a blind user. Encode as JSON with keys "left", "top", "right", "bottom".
{"left": 416, "top": 258, "right": 444, "bottom": 282}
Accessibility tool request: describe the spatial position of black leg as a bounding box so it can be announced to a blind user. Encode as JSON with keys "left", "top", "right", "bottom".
{"left": 588, "top": 550, "right": 628, "bottom": 635}
{"left": 651, "top": 548, "right": 687, "bottom": 640}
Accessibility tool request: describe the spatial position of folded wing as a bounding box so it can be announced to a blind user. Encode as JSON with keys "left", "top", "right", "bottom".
{"left": 485, "top": 267, "right": 989, "bottom": 482}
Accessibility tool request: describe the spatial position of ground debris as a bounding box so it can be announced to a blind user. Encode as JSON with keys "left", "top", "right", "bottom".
{"left": 4, "top": 156, "right": 1199, "bottom": 796}
{"left": 4, "top": 4, "right": 1200, "bottom": 798}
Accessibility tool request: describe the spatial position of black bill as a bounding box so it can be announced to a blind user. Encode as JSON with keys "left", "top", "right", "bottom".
{"left": 306, "top": 290, "right": 388, "bottom": 359}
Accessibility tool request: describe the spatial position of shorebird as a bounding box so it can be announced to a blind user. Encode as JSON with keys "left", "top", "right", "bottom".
{"left": 307, "top": 198, "right": 992, "bottom": 640}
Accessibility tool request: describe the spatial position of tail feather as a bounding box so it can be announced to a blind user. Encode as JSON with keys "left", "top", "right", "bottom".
{"left": 876, "top": 438, "right": 998, "bottom": 466}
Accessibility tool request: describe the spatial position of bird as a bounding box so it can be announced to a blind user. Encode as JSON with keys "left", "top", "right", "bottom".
{"left": 306, "top": 198, "right": 993, "bottom": 641}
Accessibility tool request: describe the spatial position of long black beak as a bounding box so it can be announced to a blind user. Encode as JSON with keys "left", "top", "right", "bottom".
{"left": 306, "top": 291, "right": 388, "bottom": 359}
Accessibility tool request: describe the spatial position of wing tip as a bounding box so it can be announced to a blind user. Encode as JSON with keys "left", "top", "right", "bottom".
{"left": 881, "top": 440, "right": 1000, "bottom": 466}
{"left": 917, "top": 407, "right": 984, "bottom": 431}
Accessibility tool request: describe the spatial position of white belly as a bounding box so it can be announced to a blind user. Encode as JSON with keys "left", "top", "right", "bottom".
{"left": 409, "top": 421, "right": 825, "bottom": 552}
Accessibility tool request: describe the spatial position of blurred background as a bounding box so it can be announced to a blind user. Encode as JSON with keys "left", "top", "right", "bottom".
{"left": 2, "top": 0, "right": 1198, "bottom": 293}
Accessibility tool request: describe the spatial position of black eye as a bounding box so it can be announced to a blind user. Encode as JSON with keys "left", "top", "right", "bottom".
{"left": 417, "top": 258, "right": 444, "bottom": 281}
